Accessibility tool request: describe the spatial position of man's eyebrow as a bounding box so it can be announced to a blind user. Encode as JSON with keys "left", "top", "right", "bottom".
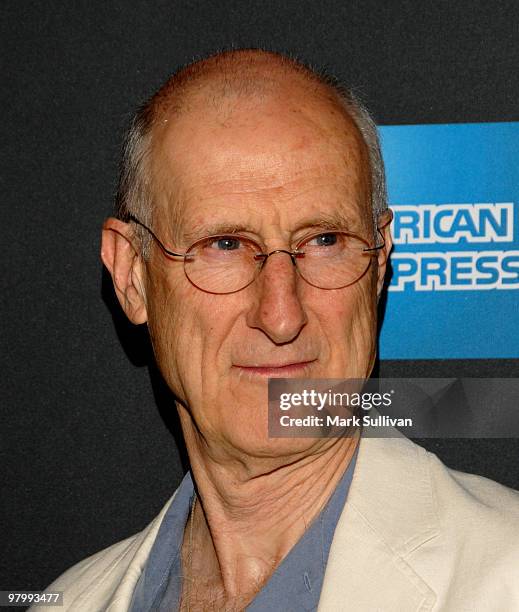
{"left": 180, "top": 223, "right": 251, "bottom": 243}
{"left": 178, "top": 211, "right": 360, "bottom": 244}
{"left": 292, "top": 211, "right": 358, "bottom": 232}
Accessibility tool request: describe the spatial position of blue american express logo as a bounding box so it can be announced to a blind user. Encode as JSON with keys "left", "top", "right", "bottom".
{"left": 393, "top": 203, "right": 512, "bottom": 244}
{"left": 378, "top": 123, "right": 519, "bottom": 359}
{"left": 391, "top": 203, "right": 518, "bottom": 291}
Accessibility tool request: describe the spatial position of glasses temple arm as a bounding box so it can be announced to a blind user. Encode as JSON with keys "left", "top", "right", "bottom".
{"left": 126, "top": 214, "right": 186, "bottom": 258}
{"left": 363, "top": 208, "right": 393, "bottom": 253}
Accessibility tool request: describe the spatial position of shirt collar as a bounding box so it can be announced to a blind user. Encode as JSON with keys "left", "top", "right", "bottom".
{"left": 130, "top": 446, "right": 358, "bottom": 611}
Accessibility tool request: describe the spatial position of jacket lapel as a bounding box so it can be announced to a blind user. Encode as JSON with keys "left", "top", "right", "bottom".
{"left": 102, "top": 435, "right": 438, "bottom": 611}
{"left": 318, "top": 435, "right": 438, "bottom": 611}
{"left": 104, "top": 492, "right": 178, "bottom": 612}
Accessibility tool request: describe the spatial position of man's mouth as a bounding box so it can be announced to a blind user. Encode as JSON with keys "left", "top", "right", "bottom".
{"left": 233, "top": 360, "right": 317, "bottom": 378}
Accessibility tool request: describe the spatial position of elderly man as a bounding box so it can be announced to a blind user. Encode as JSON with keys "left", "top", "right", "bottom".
{"left": 41, "top": 50, "right": 519, "bottom": 611}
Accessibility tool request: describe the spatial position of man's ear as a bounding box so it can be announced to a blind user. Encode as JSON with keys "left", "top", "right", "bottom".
{"left": 375, "top": 208, "right": 393, "bottom": 300}
{"left": 101, "top": 218, "right": 148, "bottom": 324}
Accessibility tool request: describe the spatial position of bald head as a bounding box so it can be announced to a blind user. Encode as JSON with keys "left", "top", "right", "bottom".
{"left": 115, "top": 49, "right": 387, "bottom": 254}
{"left": 148, "top": 50, "right": 344, "bottom": 120}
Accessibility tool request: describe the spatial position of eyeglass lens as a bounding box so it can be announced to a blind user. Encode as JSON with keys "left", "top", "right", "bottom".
{"left": 183, "top": 233, "right": 371, "bottom": 294}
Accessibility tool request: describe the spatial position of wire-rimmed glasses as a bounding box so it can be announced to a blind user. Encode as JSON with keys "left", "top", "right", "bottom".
{"left": 126, "top": 213, "right": 391, "bottom": 294}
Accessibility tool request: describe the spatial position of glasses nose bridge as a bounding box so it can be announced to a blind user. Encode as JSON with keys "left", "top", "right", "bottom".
{"left": 263, "top": 248, "right": 299, "bottom": 267}
{"left": 257, "top": 248, "right": 303, "bottom": 278}
{"left": 253, "top": 248, "right": 303, "bottom": 294}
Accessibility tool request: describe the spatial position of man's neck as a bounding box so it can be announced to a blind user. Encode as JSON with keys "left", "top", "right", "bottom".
{"left": 179, "top": 421, "right": 359, "bottom": 606}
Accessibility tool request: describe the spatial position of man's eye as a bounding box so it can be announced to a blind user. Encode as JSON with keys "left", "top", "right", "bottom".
{"left": 210, "top": 236, "right": 242, "bottom": 250}
{"left": 307, "top": 233, "right": 338, "bottom": 247}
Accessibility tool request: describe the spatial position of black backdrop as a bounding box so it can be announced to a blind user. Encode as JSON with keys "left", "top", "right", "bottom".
{"left": 2, "top": 0, "right": 518, "bottom": 595}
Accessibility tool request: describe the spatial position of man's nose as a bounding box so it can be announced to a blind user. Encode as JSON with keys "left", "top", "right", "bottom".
{"left": 246, "top": 251, "right": 308, "bottom": 344}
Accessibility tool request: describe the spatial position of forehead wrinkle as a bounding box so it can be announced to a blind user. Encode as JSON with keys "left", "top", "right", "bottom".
{"left": 158, "top": 133, "right": 364, "bottom": 204}
{"left": 178, "top": 166, "right": 349, "bottom": 202}
{"left": 153, "top": 155, "right": 368, "bottom": 246}
{"left": 169, "top": 175, "right": 363, "bottom": 230}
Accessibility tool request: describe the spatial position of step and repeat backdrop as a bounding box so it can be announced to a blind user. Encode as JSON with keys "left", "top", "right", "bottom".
{"left": 2, "top": 0, "right": 518, "bottom": 597}
{"left": 380, "top": 122, "right": 519, "bottom": 360}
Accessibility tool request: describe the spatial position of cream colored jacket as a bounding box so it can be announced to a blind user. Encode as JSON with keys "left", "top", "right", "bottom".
{"left": 36, "top": 436, "right": 519, "bottom": 611}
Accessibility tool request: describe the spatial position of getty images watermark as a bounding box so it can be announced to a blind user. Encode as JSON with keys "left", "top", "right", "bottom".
{"left": 268, "top": 378, "right": 519, "bottom": 438}
{"left": 278, "top": 386, "right": 401, "bottom": 427}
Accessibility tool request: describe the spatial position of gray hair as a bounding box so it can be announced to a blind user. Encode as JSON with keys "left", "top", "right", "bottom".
{"left": 115, "top": 104, "right": 155, "bottom": 256}
{"left": 115, "top": 51, "right": 387, "bottom": 256}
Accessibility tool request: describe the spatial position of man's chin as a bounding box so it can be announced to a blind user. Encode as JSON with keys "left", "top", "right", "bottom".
{"left": 226, "top": 433, "right": 333, "bottom": 465}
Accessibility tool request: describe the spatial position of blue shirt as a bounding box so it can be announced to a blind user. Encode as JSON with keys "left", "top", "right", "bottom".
{"left": 130, "top": 450, "right": 357, "bottom": 612}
